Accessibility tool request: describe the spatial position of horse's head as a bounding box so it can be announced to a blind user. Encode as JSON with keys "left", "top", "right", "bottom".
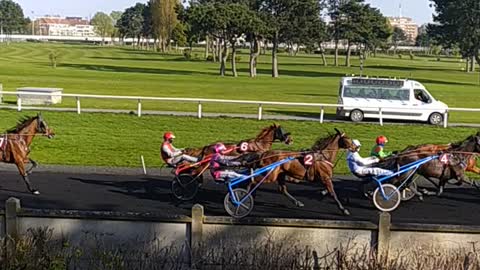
{"left": 36, "top": 113, "right": 55, "bottom": 139}
{"left": 334, "top": 128, "right": 355, "bottom": 151}
{"left": 273, "top": 124, "right": 293, "bottom": 145}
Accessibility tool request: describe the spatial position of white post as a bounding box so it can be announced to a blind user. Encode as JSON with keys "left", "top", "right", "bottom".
{"left": 0, "top": 83, "right": 3, "bottom": 103}
{"left": 443, "top": 109, "right": 448, "bottom": 128}
{"left": 137, "top": 99, "right": 142, "bottom": 117}
{"left": 379, "top": 107, "right": 383, "bottom": 126}
{"left": 140, "top": 155, "right": 147, "bottom": 175}
{"left": 17, "top": 95, "right": 22, "bottom": 112}
{"left": 198, "top": 102, "right": 202, "bottom": 119}
{"left": 76, "top": 97, "right": 81, "bottom": 115}
{"left": 258, "top": 104, "right": 263, "bottom": 121}
{"left": 320, "top": 106, "right": 324, "bottom": 123}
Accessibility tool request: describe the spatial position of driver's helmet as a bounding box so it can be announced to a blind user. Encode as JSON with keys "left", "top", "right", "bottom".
{"left": 214, "top": 143, "right": 227, "bottom": 154}
{"left": 164, "top": 132, "right": 175, "bottom": 141}
{"left": 376, "top": 135, "right": 388, "bottom": 145}
{"left": 352, "top": 139, "right": 362, "bottom": 148}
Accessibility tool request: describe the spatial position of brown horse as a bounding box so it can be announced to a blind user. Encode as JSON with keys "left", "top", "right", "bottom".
{"left": 380, "top": 134, "right": 480, "bottom": 196}
{"left": 183, "top": 123, "right": 293, "bottom": 158}
{"left": 0, "top": 114, "right": 55, "bottom": 194}
{"left": 248, "top": 128, "right": 356, "bottom": 216}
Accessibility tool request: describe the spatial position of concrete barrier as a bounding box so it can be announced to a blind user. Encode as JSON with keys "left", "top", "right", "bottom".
{"left": 17, "top": 87, "right": 63, "bottom": 105}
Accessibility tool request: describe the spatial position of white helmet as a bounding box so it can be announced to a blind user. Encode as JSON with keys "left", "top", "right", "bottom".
{"left": 352, "top": 139, "right": 361, "bottom": 147}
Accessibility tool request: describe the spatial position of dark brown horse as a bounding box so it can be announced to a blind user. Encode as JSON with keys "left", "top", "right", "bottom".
{"left": 248, "top": 128, "right": 356, "bottom": 216}
{"left": 0, "top": 114, "right": 55, "bottom": 194}
{"left": 380, "top": 134, "right": 480, "bottom": 196}
{"left": 183, "top": 123, "right": 293, "bottom": 158}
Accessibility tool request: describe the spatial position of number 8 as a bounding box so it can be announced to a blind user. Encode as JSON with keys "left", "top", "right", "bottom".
{"left": 305, "top": 154, "right": 314, "bottom": 166}
{"left": 240, "top": 142, "right": 249, "bottom": 152}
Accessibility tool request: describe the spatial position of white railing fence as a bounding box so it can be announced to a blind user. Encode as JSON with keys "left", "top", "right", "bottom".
{"left": 1, "top": 91, "right": 480, "bottom": 128}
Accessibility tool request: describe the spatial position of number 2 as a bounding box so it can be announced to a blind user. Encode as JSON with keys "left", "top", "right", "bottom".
{"left": 440, "top": 154, "right": 449, "bottom": 165}
{"left": 305, "top": 154, "right": 314, "bottom": 166}
{"left": 240, "top": 142, "right": 249, "bottom": 152}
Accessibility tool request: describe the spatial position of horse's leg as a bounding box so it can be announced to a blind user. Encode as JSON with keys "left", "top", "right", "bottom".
{"left": 420, "top": 177, "right": 440, "bottom": 196}
{"left": 26, "top": 158, "right": 38, "bottom": 175}
{"left": 15, "top": 161, "right": 40, "bottom": 195}
{"left": 324, "top": 177, "right": 350, "bottom": 216}
{"left": 278, "top": 174, "right": 304, "bottom": 207}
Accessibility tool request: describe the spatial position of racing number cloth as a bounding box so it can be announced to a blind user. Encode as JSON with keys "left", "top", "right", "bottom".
{"left": 0, "top": 135, "right": 6, "bottom": 152}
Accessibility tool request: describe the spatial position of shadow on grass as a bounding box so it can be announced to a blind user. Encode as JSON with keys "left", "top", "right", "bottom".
{"left": 61, "top": 63, "right": 214, "bottom": 76}
{"left": 89, "top": 56, "right": 190, "bottom": 62}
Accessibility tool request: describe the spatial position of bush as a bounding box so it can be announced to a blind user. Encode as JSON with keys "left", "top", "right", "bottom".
{"left": 48, "top": 50, "right": 62, "bottom": 68}
{"left": 193, "top": 53, "right": 199, "bottom": 60}
{"left": 183, "top": 48, "right": 191, "bottom": 60}
{"left": 206, "top": 55, "right": 214, "bottom": 62}
{"left": 409, "top": 51, "right": 415, "bottom": 60}
{"left": 398, "top": 54, "right": 403, "bottom": 59}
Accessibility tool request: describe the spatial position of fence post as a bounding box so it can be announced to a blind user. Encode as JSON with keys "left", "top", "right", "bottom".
{"left": 443, "top": 109, "right": 448, "bottom": 128}
{"left": 377, "top": 212, "right": 391, "bottom": 261}
{"left": 379, "top": 107, "right": 383, "bottom": 126}
{"left": 191, "top": 204, "right": 204, "bottom": 267}
{"left": 76, "top": 97, "right": 81, "bottom": 115}
{"left": 17, "top": 95, "right": 22, "bottom": 112}
{"left": 0, "top": 83, "right": 3, "bottom": 103}
{"left": 258, "top": 104, "right": 263, "bottom": 121}
{"left": 137, "top": 99, "right": 142, "bottom": 117}
{"left": 197, "top": 102, "right": 202, "bottom": 119}
{"left": 320, "top": 106, "right": 324, "bottom": 123}
{"left": 6, "top": 197, "right": 21, "bottom": 240}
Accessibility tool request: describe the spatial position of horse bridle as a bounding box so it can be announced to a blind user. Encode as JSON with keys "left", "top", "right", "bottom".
{"left": 274, "top": 127, "right": 290, "bottom": 142}
{"left": 36, "top": 116, "right": 48, "bottom": 133}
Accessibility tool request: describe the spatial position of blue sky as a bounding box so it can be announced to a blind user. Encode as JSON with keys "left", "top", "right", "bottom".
{"left": 17, "top": 0, "right": 434, "bottom": 25}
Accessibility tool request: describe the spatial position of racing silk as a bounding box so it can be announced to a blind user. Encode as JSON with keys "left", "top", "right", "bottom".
{"left": 346, "top": 150, "right": 379, "bottom": 175}
{"left": 161, "top": 141, "right": 182, "bottom": 164}
{"left": 0, "top": 135, "right": 7, "bottom": 152}
{"left": 370, "top": 144, "right": 392, "bottom": 158}
{"left": 210, "top": 153, "right": 242, "bottom": 180}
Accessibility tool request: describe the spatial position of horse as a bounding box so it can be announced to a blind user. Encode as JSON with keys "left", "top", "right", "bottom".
{"left": 247, "top": 128, "right": 356, "bottom": 216}
{"left": 183, "top": 123, "right": 293, "bottom": 158}
{"left": 0, "top": 114, "right": 55, "bottom": 194}
{"left": 379, "top": 134, "right": 480, "bottom": 196}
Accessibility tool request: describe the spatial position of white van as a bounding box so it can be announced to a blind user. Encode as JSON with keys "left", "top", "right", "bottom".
{"left": 336, "top": 77, "right": 448, "bottom": 125}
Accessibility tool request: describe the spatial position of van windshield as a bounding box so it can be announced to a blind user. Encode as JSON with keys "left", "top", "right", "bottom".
{"left": 343, "top": 86, "right": 410, "bottom": 101}
{"left": 414, "top": 89, "right": 432, "bottom": 104}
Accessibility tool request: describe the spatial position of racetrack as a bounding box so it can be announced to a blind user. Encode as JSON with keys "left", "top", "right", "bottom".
{"left": 0, "top": 170, "right": 478, "bottom": 226}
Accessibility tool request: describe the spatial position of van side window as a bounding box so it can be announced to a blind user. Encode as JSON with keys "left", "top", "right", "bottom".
{"left": 414, "top": 89, "right": 432, "bottom": 104}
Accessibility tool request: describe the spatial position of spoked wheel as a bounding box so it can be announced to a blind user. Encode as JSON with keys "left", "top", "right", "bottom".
{"left": 171, "top": 174, "right": 199, "bottom": 201}
{"left": 224, "top": 188, "right": 254, "bottom": 218}
{"left": 373, "top": 184, "right": 401, "bottom": 212}
{"left": 400, "top": 181, "right": 417, "bottom": 201}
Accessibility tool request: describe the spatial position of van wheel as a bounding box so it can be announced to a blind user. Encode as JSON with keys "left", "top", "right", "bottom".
{"left": 428, "top": 112, "right": 443, "bottom": 125}
{"left": 350, "top": 110, "right": 364, "bottom": 122}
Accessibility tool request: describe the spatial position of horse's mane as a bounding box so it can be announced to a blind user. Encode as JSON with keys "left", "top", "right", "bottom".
{"left": 6, "top": 116, "right": 37, "bottom": 133}
{"left": 311, "top": 133, "right": 337, "bottom": 151}
{"left": 255, "top": 125, "right": 275, "bottom": 140}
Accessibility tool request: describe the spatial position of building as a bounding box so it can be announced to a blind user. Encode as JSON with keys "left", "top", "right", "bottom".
{"left": 36, "top": 16, "right": 95, "bottom": 37}
{"left": 388, "top": 17, "right": 418, "bottom": 44}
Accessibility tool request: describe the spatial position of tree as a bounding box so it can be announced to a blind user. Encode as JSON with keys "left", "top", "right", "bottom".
{"left": 391, "top": 26, "right": 407, "bottom": 54}
{"left": 327, "top": 0, "right": 347, "bottom": 66}
{"left": 117, "top": 4, "right": 145, "bottom": 46}
{"left": 91, "top": 12, "right": 114, "bottom": 44}
{"left": 429, "top": 0, "right": 480, "bottom": 69}
{"left": 0, "top": 0, "right": 27, "bottom": 34}
{"left": 171, "top": 22, "right": 187, "bottom": 50}
{"left": 110, "top": 11, "right": 123, "bottom": 40}
{"left": 151, "top": 0, "right": 179, "bottom": 52}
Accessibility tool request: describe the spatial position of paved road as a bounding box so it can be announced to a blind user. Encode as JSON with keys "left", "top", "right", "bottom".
{"left": 0, "top": 171, "right": 478, "bottom": 225}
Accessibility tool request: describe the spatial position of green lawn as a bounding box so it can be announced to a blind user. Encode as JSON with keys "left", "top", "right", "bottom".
{"left": 0, "top": 43, "right": 480, "bottom": 122}
{"left": 1, "top": 110, "right": 478, "bottom": 176}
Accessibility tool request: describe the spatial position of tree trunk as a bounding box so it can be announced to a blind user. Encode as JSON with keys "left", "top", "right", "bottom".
{"left": 474, "top": 53, "right": 480, "bottom": 73}
{"left": 249, "top": 38, "right": 261, "bottom": 78}
{"left": 272, "top": 32, "right": 279, "bottom": 78}
{"left": 319, "top": 43, "right": 327, "bottom": 66}
{"left": 470, "top": 56, "right": 475, "bottom": 72}
{"left": 345, "top": 43, "right": 352, "bottom": 67}
{"left": 466, "top": 57, "right": 471, "bottom": 72}
{"left": 220, "top": 39, "right": 228, "bottom": 76}
{"left": 393, "top": 44, "right": 398, "bottom": 55}
{"left": 373, "top": 47, "right": 378, "bottom": 57}
{"left": 212, "top": 39, "right": 217, "bottom": 62}
{"left": 231, "top": 38, "right": 238, "bottom": 77}
{"left": 205, "top": 35, "right": 210, "bottom": 59}
{"left": 334, "top": 40, "right": 339, "bottom": 67}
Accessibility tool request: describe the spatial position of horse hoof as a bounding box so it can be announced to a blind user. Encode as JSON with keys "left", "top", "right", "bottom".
{"left": 343, "top": 209, "right": 351, "bottom": 216}
{"left": 296, "top": 202, "right": 305, "bottom": 207}
{"left": 418, "top": 196, "right": 424, "bottom": 202}
{"left": 32, "top": 190, "right": 40, "bottom": 195}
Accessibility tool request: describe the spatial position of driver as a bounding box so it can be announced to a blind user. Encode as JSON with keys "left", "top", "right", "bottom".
{"left": 210, "top": 143, "right": 246, "bottom": 183}
{"left": 161, "top": 132, "right": 198, "bottom": 167}
{"left": 347, "top": 139, "right": 394, "bottom": 177}
{"left": 371, "top": 135, "right": 396, "bottom": 159}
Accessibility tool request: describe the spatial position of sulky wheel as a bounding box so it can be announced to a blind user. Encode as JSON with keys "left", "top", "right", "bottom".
{"left": 224, "top": 188, "right": 254, "bottom": 218}
{"left": 400, "top": 181, "right": 417, "bottom": 201}
{"left": 373, "top": 184, "right": 401, "bottom": 212}
{"left": 171, "top": 174, "right": 199, "bottom": 201}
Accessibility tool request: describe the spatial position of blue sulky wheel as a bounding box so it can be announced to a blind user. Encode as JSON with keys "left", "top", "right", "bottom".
{"left": 224, "top": 188, "right": 254, "bottom": 218}
{"left": 373, "top": 184, "right": 401, "bottom": 212}
{"left": 171, "top": 174, "right": 199, "bottom": 201}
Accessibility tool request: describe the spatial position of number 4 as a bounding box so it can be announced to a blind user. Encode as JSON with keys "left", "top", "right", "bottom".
{"left": 440, "top": 154, "right": 449, "bottom": 165}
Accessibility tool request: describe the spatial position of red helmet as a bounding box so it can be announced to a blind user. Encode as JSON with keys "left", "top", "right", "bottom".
{"left": 164, "top": 132, "right": 175, "bottom": 140}
{"left": 376, "top": 135, "right": 388, "bottom": 145}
